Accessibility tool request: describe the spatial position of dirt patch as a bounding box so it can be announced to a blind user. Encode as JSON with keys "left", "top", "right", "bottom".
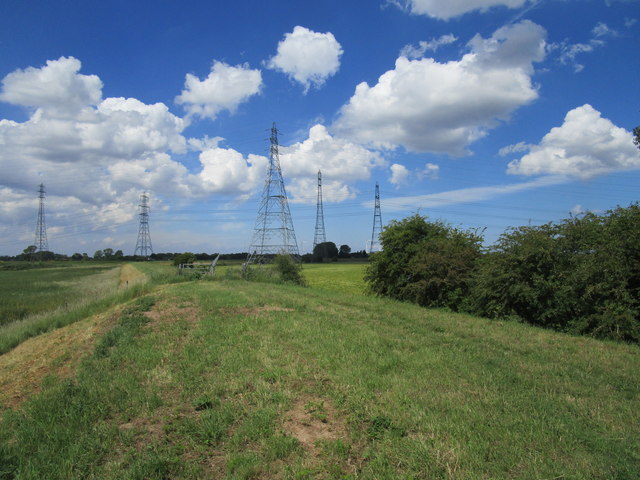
{"left": 143, "top": 299, "right": 202, "bottom": 330}
{"left": 0, "top": 309, "right": 120, "bottom": 410}
{"left": 282, "top": 396, "right": 348, "bottom": 456}
{"left": 220, "top": 305, "right": 295, "bottom": 317}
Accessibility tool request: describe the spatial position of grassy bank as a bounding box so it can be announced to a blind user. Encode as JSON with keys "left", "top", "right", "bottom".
{"left": 1, "top": 277, "right": 638, "bottom": 479}
{"left": 0, "top": 262, "right": 177, "bottom": 355}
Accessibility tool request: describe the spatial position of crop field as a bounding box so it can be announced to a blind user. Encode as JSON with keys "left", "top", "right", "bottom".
{"left": 0, "top": 262, "right": 639, "bottom": 479}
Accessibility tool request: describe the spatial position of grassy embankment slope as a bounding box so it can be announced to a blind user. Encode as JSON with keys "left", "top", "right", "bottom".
{"left": 0, "top": 262, "right": 166, "bottom": 355}
{"left": 0, "top": 263, "right": 638, "bottom": 479}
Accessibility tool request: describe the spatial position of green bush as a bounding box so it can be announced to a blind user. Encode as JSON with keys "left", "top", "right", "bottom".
{"left": 273, "top": 254, "right": 306, "bottom": 286}
{"left": 364, "top": 215, "right": 483, "bottom": 310}
{"left": 469, "top": 204, "right": 640, "bottom": 343}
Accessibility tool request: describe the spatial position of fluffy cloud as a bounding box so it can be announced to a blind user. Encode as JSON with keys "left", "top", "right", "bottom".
{"left": 390, "top": 163, "right": 410, "bottom": 186}
{"left": 389, "top": 162, "right": 439, "bottom": 187}
{"left": 267, "top": 26, "right": 343, "bottom": 93}
{"left": 175, "top": 61, "right": 262, "bottom": 119}
{"left": 392, "top": 0, "right": 528, "bottom": 20}
{"left": 335, "top": 20, "right": 546, "bottom": 155}
{"left": 279, "top": 124, "right": 385, "bottom": 202}
{"left": 0, "top": 57, "right": 272, "bottom": 234}
{"left": 507, "top": 104, "right": 640, "bottom": 178}
{"left": 197, "top": 144, "right": 268, "bottom": 197}
{"left": 0, "top": 56, "right": 102, "bottom": 114}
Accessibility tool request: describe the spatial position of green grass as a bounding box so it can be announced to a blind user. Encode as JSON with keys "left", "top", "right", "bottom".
{"left": 1, "top": 275, "right": 638, "bottom": 479}
{"left": 0, "top": 262, "right": 184, "bottom": 355}
{"left": 0, "top": 264, "right": 119, "bottom": 325}
{"left": 302, "top": 263, "right": 367, "bottom": 295}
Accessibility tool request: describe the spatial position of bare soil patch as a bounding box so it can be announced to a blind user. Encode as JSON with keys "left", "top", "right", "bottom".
{"left": 143, "top": 299, "right": 201, "bottom": 329}
{"left": 282, "top": 395, "right": 348, "bottom": 456}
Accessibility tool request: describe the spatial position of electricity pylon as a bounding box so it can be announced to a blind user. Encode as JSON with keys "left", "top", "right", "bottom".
{"left": 134, "top": 192, "right": 154, "bottom": 257}
{"left": 313, "top": 170, "right": 327, "bottom": 250}
{"left": 34, "top": 183, "right": 49, "bottom": 256}
{"left": 369, "top": 182, "right": 383, "bottom": 253}
{"left": 247, "top": 123, "right": 299, "bottom": 264}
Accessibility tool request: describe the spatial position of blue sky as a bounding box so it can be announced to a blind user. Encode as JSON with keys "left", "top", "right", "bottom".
{"left": 1, "top": 0, "right": 638, "bottom": 256}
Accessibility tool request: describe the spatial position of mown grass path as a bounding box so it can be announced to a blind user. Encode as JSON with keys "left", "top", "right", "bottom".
{"left": 1, "top": 277, "right": 638, "bottom": 479}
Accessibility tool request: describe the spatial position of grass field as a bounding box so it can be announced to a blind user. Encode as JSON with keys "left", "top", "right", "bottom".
{"left": 1, "top": 265, "right": 638, "bottom": 479}
{"left": 302, "top": 263, "right": 367, "bottom": 295}
{"left": 0, "top": 263, "right": 119, "bottom": 325}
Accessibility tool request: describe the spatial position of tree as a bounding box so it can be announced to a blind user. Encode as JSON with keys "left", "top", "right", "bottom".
{"left": 71, "top": 253, "right": 83, "bottom": 261}
{"left": 634, "top": 126, "right": 640, "bottom": 150}
{"left": 93, "top": 250, "right": 103, "bottom": 260}
{"left": 338, "top": 244, "right": 351, "bottom": 258}
{"left": 114, "top": 250, "right": 123, "bottom": 259}
{"left": 20, "top": 245, "right": 37, "bottom": 260}
{"left": 102, "top": 248, "right": 114, "bottom": 259}
{"left": 312, "top": 242, "right": 339, "bottom": 262}
{"left": 173, "top": 252, "right": 196, "bottom": 266}
{"left": 365, "top": 215, "right": 483, "bottom": 310}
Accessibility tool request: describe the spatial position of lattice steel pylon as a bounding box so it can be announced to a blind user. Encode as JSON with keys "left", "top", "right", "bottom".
{"left": 313, "top": 170, "right": 327, "bottom": 250}
{"left": 134, "top": 192, "right": 154, "bottom": 257}
{"left": 247, "top": 123, "right": 299, "bottom": 264}
{"left": 369, "top": 182, "right": 383, "bottom": 253}
{"left": 34, "top": 183, "right": 49, "bottom": 255}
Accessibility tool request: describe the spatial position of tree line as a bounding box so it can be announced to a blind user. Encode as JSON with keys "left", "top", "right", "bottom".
{"left": 365, "top": 204, "right": 640, "bottom": 344}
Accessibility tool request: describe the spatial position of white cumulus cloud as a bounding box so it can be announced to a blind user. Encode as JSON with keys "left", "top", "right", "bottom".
{"left": 0, "top": 56, "right": 271, "bottom": 244}
{"left": 506, "top": 104, "right": 640, "bottom": 178}
{"left": 197, "top": 143, "right": 268, "bottom": 197}
{"left": 176, "top": 61, "right": 262, "bottom": 119}
{"left": 334, "top": 20, "right": 546, "bottom": 155}
{"left": 267, "top": 26, "right": 343, "bottom": 93}
{"left": 392, "top": 0, "right": 529, "bottom": 20}
{"left": 0, "top": 56, "right": 102, "bottom": 115}
{"left": 279, "top": 124, "right": 385, "bottom": 202}
{"left": 390, "top": 163, "right": 411, "bottom": 186}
